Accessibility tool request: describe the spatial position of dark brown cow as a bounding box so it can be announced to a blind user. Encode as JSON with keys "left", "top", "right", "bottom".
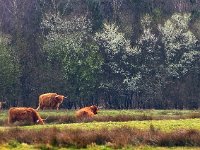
{"left": 36, "top": 93, "right": 66, "bottom": 110}
{"left": 8, "top": 107, "right": 44, "bottom": 125}
{"left": 0, "top": 101, "right": 6, "bottom": 110}
{"left": 75, "top": 105, "right": 98, "bottom": 119}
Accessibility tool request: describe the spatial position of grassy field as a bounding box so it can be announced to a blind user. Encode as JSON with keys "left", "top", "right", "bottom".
{"left": 1, "top": 143, "right": 200, "bottom": 150}
{"left": 1, "top": 109, "right": 200, "bottom": 149}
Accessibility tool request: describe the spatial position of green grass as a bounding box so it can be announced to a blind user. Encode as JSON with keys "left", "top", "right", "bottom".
{"left": 3, "top": 109, "right": 200, "bottom": 117}
{"left": 1, "top": 118, "right": 199, "bottom": 133}
{"left": 87, "top": 109, "right": 200, "bottom": 117}
{"left": 39, "top": 109, "right": 75, "bottom": 116}
{"left": 1, "top": 109, "right": 200, "bottom": 132}
{"left": 37, "top": 118, "right": 200, "bottom": 131}
{"left": 98, "top": 109, "right": 200, "bottom": 116}
{"left": 2, "top": 109, "right": 200, "bottom": 120}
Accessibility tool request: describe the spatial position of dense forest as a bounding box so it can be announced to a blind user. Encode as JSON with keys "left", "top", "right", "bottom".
{"left": 0, "top": 0, "right": 199, "bottom": 109}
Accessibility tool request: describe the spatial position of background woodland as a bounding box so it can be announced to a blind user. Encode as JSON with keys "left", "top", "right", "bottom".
{"left": 0, "top": 0, "right": 200, "bottom": 109}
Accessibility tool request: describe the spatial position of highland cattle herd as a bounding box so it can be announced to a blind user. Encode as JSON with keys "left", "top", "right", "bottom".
{"left": 6, "top": 92, "right": 98, "bottom": 125}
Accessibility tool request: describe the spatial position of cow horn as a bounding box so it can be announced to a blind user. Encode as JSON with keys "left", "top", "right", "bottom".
{"left": 98, "top": 106, "right": 103, "bottom": 109}
{"left": 64, "top": 96, "right": 68, "bottom": 99}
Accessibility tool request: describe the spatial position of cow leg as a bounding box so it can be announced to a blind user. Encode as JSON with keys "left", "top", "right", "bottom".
{"left": 56, "top": 103, "right": 60, "bottom": 110}
{"left": 36, "top": 106, "right": 40, "bottom": 111}
{"left": 36, "top": 105, "right": 40, "bottom": 111}
{"left": 40, "top": 105, "right": 45, "bottom": 110}
{"left": 43, "top": 106, "right": 48, "bottom": 110}
{"left": 8, "top": 117, "right": 13, "bottom": 124}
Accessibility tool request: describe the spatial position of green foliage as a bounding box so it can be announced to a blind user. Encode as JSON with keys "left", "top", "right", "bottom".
{"left": 43, "top": 34, "right": 103, "bottom": 99}
{"left": 42, "top": 9, "right": 103, "bottom": 100}
{"left": 62, "top": 44, "right": 103, "bottom": 99}
{"left": 152, "top": 8, "right": 162, "bottom": 22}
{"left": 0, "top": 35, "right": 21, "bottom": 100}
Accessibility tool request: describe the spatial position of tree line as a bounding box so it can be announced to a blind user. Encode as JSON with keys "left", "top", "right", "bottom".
{"left": 0, "top": 0, "right": 199, "bottom": 109}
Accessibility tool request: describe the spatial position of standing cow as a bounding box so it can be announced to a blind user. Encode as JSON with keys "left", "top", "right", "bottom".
{"left": 8, "top": 107, "right": 45, "bottom": 125}
{"left": 36, "top": 93, "right": 66, "bottom": 110}
{"left": 0, "top": 101, "right": 6, "bottom": 110}
{"left": 75, "top": 105, "right": 98, "bottom": 119}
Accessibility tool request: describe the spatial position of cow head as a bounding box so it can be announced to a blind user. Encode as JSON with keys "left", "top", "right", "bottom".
{"left": 90, "top": 105, "right": 98, "bottom": 114}
{"left": 55, "top": 95, "right": 65, "bottom": 103}
{"left": 36, "top": 119, "right": 45, "bottom": 125}
{"left": 36, "top": 116, "right": 49, "bottom": 125}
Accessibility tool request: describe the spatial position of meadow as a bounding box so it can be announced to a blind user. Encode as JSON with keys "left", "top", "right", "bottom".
{"left": 1, "top": 109, "right": 200, "bottom": 149}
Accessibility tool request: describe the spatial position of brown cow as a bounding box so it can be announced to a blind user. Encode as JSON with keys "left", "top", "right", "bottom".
{"left": 75, "top": 105, "right": 98, "bottom": 119}
{"left": 0, "top": 101, "right": 6, "bottom": 110}
{"left": 8, "top": 107, "right": 44, "bottom": 125}
{"left": 36, "top": 93, "right": 66, "bottom": 110}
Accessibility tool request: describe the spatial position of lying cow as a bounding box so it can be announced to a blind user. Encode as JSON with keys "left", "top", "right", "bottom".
{"left": 8, "top": 107, "right": 45, "bottom": 125}
{"left": 75, "top": 105, "right": 98, "bottom": 119}
{"left": 36, "top": 93, "right": 67, "bottom": 110}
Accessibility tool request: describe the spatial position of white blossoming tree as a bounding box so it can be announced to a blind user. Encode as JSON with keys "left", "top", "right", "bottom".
{"left": 159, "top": 13, "right": 200, "bottom": 78}
{"left": 124, "top": 15, "right": 165, "bottom": 108}
{"left": 159, "top": 13, "right": 200, "bottom": 108}
{"left": 94, "top": 22, "right": 140, "bottom": 108}
{"left": 95, "top": 23, "right": 138, "bottom": 81}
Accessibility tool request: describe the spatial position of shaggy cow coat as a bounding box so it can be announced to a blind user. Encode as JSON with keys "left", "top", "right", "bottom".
{"left": 8, "top": 107, "right": 44, "bottom": 125}
{"left": 36, "top": 93, "right": 65, "bottom": 110}
{"left": 75, "top": 105, "right": 98, "bottom": 119}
